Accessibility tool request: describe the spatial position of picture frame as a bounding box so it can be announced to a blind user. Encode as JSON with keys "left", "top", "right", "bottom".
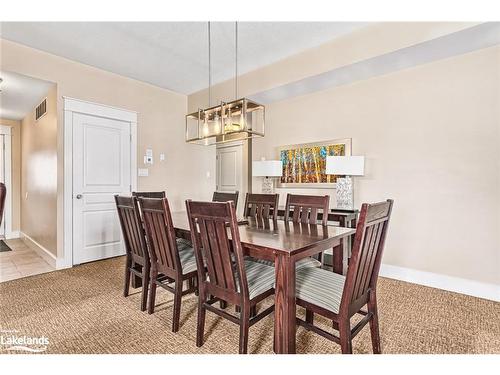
{"left": 276, "top": 138, "right": 352, "bottom": 188}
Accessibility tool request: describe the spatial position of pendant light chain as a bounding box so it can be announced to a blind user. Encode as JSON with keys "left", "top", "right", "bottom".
{"left": 235, "top": 21, "right": 238, "bottom": 100}
{"left": 208, "top": 21, "right": 212, "bottom": 107}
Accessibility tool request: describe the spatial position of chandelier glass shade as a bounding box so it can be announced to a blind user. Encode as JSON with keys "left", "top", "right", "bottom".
{"left": 186, "top": 97, "right": 265, "bottom": 145}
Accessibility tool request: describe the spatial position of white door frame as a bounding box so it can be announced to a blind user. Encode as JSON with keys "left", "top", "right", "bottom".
{"left": 0, "top": 125, "right": 13, "bottom": 239}
{"left": 62, "top": 97, "right": 137, "bottom": 268}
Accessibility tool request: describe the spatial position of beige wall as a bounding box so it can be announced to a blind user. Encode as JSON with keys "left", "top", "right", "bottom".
{"left": 1, "top": 38, "right": 213, "bottom": 258}
{"left": 188, "top": 22, "right": 478, "bottom": 112}
{"left": 187, "top": 23, "right": 499, "bottom": 287}
{"left": 20, "top": 85, "right": 58, "bottom": 254}
{"left": 253, "top": 46, "right": 500, "bottom": 285}
{"left": 0, "top": 117, "right": 21, "bottom": 233}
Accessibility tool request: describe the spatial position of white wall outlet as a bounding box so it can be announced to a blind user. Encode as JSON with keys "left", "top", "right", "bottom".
{"left": 206, "top": 171, "right": 211, "bottom": 178}
{"left": 138, "top": 168, "right": 149, "bottom": 177}
{"left": 160, "top": 153, "right": 165, "bottom": 161}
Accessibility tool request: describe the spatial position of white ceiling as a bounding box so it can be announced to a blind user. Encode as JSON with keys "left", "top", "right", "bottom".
{"left": 0, "top": 71, "right": 54, "bottom": 120}
{"left": 0, "top": 22, "right": 369, "bottom": 94}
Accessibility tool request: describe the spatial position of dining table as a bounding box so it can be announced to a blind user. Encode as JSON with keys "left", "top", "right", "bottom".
{"left": 171, "top": 211, "right": 356, "bottom": 354}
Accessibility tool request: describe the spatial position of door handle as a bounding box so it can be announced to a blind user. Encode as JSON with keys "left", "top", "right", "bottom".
{"left": 76, "top": 194, "right": 83, "bottom": 199}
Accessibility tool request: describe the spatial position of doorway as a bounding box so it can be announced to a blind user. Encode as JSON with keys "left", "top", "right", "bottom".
{"left": 63, "top": 98, "right": 137, "bottom": 267}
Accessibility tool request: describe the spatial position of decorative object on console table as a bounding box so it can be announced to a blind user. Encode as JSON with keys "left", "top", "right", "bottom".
{"left": 252, "top": 159, "right": 282, "bottom": 194}
{"left": 326, "top": 156, "right": 365, "bottom": 210}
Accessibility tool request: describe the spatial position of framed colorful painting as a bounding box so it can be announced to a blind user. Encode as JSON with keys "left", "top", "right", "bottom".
{"left": 277, "top": 138, "right": 352, "bottom": 188}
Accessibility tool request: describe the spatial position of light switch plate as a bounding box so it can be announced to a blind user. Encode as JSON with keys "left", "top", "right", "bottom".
{"left": 138, "top": 168, "right": 149, "bottom": 177}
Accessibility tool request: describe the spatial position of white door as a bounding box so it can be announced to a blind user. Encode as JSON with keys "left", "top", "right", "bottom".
{"left": 72, "top": 113, "right": 131, "bottom": 264}
{"left": 216, "top": 144, "right": 243, "bottom": 208}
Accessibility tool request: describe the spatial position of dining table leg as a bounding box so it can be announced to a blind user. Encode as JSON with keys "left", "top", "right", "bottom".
{"left": 332, "top": 237, "right": 346, "bottom": 275}
{"left": 273, "top": 253, "right": 296, "bottom": 354}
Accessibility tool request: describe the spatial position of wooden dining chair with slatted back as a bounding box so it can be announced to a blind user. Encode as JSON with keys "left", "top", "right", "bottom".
{"left": 186, "top": 200, "right": 276, "bottom": 354}
{"left": 114, "top": 195, "right": 150, "bottom": 311}
{"left": 0, "top": 183, "right": 6, "bottom": 230}
{"left": 212, "top": 191, "right": 239, "bottom": 209}
{"left": 138, "top": 197, "right": 198, "bottom": 332}
{"left": 295, "top": 199, "right": 394, "bottom": 354}
{"left": 243, "top": 193, "right": 279, "bottom": 223}
{"left": 211, "top": 190, "right": 240, "bottom": 309}
{"left": 132, "top": 191, "right": 166, "bottom": 199}
{"left": 284, "top": 193, "right": 330, "bottom": 268}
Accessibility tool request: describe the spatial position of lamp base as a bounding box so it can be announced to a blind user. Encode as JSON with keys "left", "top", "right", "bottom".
{"left": 262, "top": 177, "right": 274, "bottom": 194}
{"left": 336, "top": 176, "right": 353, "bottom": 210}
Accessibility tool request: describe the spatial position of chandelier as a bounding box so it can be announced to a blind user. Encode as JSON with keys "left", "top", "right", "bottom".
{"left": 186, "top": 22, "right": 265, "bottom": 145}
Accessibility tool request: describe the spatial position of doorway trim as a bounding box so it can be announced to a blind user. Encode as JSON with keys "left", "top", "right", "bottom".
{"left": 0, "top": 125, "right": 13, "bottom": 239}
{"left": 62, "top": 97, "right": 137, "bottom": 269}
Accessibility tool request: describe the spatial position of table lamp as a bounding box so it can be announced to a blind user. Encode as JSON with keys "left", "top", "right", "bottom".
{"left": 252, "top": 159, "right": 283, "bottom": 194}
{"left": 326, "top": 156, "right": 365, "bottom": 209}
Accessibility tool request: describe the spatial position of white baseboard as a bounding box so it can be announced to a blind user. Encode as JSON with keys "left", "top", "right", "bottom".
{"left": 56, "top": 257, "right": 72, "bottom": 270}
{"left": 20, "top": 232, "right": 57, "bottom": 268}
{"left": 380, "top": 263, "right": 500, "bottom": 302}
{"left": 5, "top": 230, "right": 20, "bottom": 239}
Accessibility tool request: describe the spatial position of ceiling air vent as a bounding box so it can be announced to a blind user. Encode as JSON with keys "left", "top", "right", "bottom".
{"left": 35, "top": 99, "right": 47, "bottom": 121}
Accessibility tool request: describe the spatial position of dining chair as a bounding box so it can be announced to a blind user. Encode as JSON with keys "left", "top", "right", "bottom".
{"left": 186, "top": 200, "right": 275, "bottom": 354}
{"left": 114, "top": 195, "right": 150, "bottom": 311}
{"left": 132, "top": 191, "right": 166, "bottom": 199}
{"left": 294, "top": 199, "right": 394, "bottom": 354}
{"left": 244, "top": 193, "right": 319, "bottom": 271}
{"left": 212, "top": 190, "right": 239, "bottom": 209}
{"left": 243, "top": 193, "right": 279, "bottom": 222}
{"left": 138, "top": 197, "right": 198, "bottom": 332}
{"left": 284, "top": 193, "right": 330, "bottom": 266}
{"left": 0, "top": 183, "right": 6, "bottom": 229}
{"left": 284, "top": 193, "right": 330, "bottom": 225}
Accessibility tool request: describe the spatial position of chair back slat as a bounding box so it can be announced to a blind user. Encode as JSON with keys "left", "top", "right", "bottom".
{"left": 243, "top": 193, "right": 279, "bottom": 221}
{"left": 115, "top": 195, "right": 148, "bottom": 264}
{"left": 285, "top": 194, "right": 330, "bottom": 225}
{"left": 132, "top": 191, "right": 166, "bottom": 199}
{"left": 212, "top": 191, "right": 239, "bottom": 209}
{"left": 186, "top": 200, "right": 248, "bottom": 300}
{"left": 341, "top": 200, "right": 394, "bottom": 310}
{"left": 138, "top": 197, "right": 181, "bottom": 277}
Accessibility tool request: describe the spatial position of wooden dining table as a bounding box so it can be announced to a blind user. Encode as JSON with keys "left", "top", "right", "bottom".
{"left": 171, "top": 211, "right": 356, "bottom": 354}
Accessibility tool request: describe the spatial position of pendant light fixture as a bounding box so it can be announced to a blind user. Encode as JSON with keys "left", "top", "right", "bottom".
{"left": 186, "top": 22, "right": 265, "bottom": 145}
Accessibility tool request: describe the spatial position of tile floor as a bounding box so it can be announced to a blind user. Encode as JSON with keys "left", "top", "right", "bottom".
{"left": 0, "top": 238, "right": 55, "bottom": 282}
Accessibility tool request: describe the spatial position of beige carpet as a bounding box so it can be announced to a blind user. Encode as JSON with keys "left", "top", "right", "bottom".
{"left": 0, "top": 256, "right": 499, "bottom": 354}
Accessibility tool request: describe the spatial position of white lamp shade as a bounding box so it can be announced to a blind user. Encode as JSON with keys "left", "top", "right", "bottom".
{"left": 326, "top": 156, "right": 365, "bottom": 176}
{"left": 252, "top": 160, "right": 283, "bottom": 177}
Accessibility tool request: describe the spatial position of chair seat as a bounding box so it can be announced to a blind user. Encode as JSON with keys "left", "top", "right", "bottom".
{"left": 247, "top": 256, "right": 322, "bottom": 269}
{"left": 177, "top": 238, "right": 197, "bottom": 275}
{"left": 237, "top": 260, "right": 275, "bottom": 300}
{"left": 295, "top": 266, "right": 346, "bottom": 314}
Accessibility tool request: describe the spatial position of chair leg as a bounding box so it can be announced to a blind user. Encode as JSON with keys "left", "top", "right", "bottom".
{"left": 220, "top": 300, "right": 227, "bottom": 309}
{"left": 368, "top": 291, "right": 381, "bottom": 354}
{"left": 172, "top": 281, "right": 183, "bottom": 333}
{"left": 196, "top": 294, "right": 206, "bottom": 347}
{"left": 140, "top": 266, "right": 150, "bottom": 312}
{"left": 250, "top": 305, "right": 257, "bottom": 318}
{"left": 147, "top": 271, "right": 158, "bottom": 315}
{"left": 305, "top": 309, "right": 314, "bottom": 324}
{"left": 123, "top": 259, "right": 131, "bottom": 297}
{"left": 239, "top": 305, "right": 250, "bottom": 354}
{"left": 339, "top": 319, "right": 352, "bottom": 354}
